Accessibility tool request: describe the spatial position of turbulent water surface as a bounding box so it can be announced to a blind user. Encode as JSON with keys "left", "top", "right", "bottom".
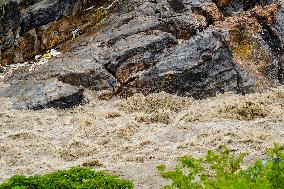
{"left": 0, "top": 80, "right": 284, "bottom": 188}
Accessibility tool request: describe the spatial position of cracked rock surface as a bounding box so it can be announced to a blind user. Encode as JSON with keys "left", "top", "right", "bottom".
{"left": 126, "top": 29, "right": 254, "bottom": 99}
{"left": 1, "top": 0, "right": 284, "bottom": 109}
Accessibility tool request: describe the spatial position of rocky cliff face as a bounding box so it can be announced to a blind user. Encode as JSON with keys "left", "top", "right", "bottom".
{"left": 0, "top": 0, "right": 111, "bottom": 65}
{"left": 0, "top": 0, "right": 284, "bottom": 109}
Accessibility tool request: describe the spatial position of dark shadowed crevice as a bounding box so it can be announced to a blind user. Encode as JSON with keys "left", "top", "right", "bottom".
{"left": 192, "top": 7, "right": 214, "bottom": 26}
{"left": 257, "top": 20, "right": 284, "bottom": 84}
{"left": 167, "top": 0, "right": 186, "bottom": 13}
{"left": 243, "top": 0, "right": 259, "bottom": 11}
{"left": 19, "top": 0, "right": 42, "bottom": 9}
{"left": 32, "top": 89, "right": 85, "bottom": 110}
{"left": 243, "top": 0, "right": 272, "bottom": 11}
{"left": 233, "top": 66, "right": 247, "bottom": 95}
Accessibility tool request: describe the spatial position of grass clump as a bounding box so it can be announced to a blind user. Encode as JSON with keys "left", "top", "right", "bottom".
{"left": 0, "top": 167, "right": 133, "bottom": 189}
{"left": 158, "top": 144, "right": 284, "bottom": 189}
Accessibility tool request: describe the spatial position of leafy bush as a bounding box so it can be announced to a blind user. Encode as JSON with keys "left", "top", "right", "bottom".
{"left": 158, "top": 144, "right": 284, "bottom": 189}
{"left": 0, "top": 167, "right": 133, "bottom": 189}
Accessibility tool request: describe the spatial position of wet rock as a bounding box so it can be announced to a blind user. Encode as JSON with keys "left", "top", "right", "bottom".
{"left": 125, "top": 29, "right": 255, "bottom": 99}
{"left": 0, "top": 78, "right": 84, "bottom": 110}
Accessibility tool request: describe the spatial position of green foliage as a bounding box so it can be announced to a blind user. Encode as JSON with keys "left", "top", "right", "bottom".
{"left": 158, "top": 144, "right": 284, "bottom": 189}
{"left": 0, "top": 167, "right": 133, "bottom": 189}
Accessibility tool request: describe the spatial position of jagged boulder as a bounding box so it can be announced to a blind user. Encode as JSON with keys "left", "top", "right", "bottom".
{"left": 120, "top": 4, "right": 283, "bottom": 98}
{"left": 124, "top": 29, "right": 254, "bottom": 99}
{"left": 5, "top": 54, "right": 120, "bottom": 91}
{"left": 0, "top": 78, "right": 84, "bottom": 110}
{"left": 104, "top": 31, "right": 177, "bottom": 83}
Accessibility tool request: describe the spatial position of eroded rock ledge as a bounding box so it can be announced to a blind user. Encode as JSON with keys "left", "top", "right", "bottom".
{"left": 0, "top": 0, "right": 284, "bottom": 109}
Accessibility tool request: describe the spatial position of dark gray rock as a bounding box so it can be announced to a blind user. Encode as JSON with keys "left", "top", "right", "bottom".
{"left": 18, "top": 0, "right": 43, "bottom": 7}
{"left": 57, "top": 15, "right": 168, "bottom": 57}
{"left": 0, "top": 78, "right": 84, "bottom": 110}
{"left": 20, "top": 0, "right": 80, "bottom": 34}
{"left": 161, "top": 13, "right": 207, "bottom": 39}
{"left": 260, "top": 22, "right": 284, "bottom": 84}
{"left": 167, "top": 0, "right": 186, "bottom": 12}
{"left": 1, "top": 0, "right": 284, "bottom": 107}
{"left": 126, "top": 29, "right": 255, "bottom": 99}
{"left": 104, "top": 31, "right": 177, "bottom": 83}
{"left": 0, "top": 0, "right": 21, "bottom": 48}
{"left": 215, "top": 0, "right": 276, "bottom": 16}
{"left": 135, "top": 1, "right": 173, "bottom": 18}
{"left": 63, "top": 30, "right": 177, "bottom": 84}
{"left": 274, "top": 2, "right": 284, "bottom": 44}
{"left": 0, "top": 0, "right": 80, "bottom": 65}
{"left": 98, "top": 16, "right": 164, "bottom": 46}
{"left": 5, "top": 54, "right": 120, "bottom": 91}
{"left": 258, "top": 4, "right": 284, "bottom": 84}
{"left": 91, "top": 1, "right": 206, "bottom": 45}
{"left": 274, "top": 2, "right": 284, "bottom": 80}
{"left": 0, "top": 0, "right": 109, "bottom": 65}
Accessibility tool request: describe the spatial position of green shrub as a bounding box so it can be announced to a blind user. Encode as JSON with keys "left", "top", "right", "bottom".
{"left": 0, "top": 167, "right": 133, "bottom": 189}
{"left": 158, "top": 144, "right": 284, "bottom": 189}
